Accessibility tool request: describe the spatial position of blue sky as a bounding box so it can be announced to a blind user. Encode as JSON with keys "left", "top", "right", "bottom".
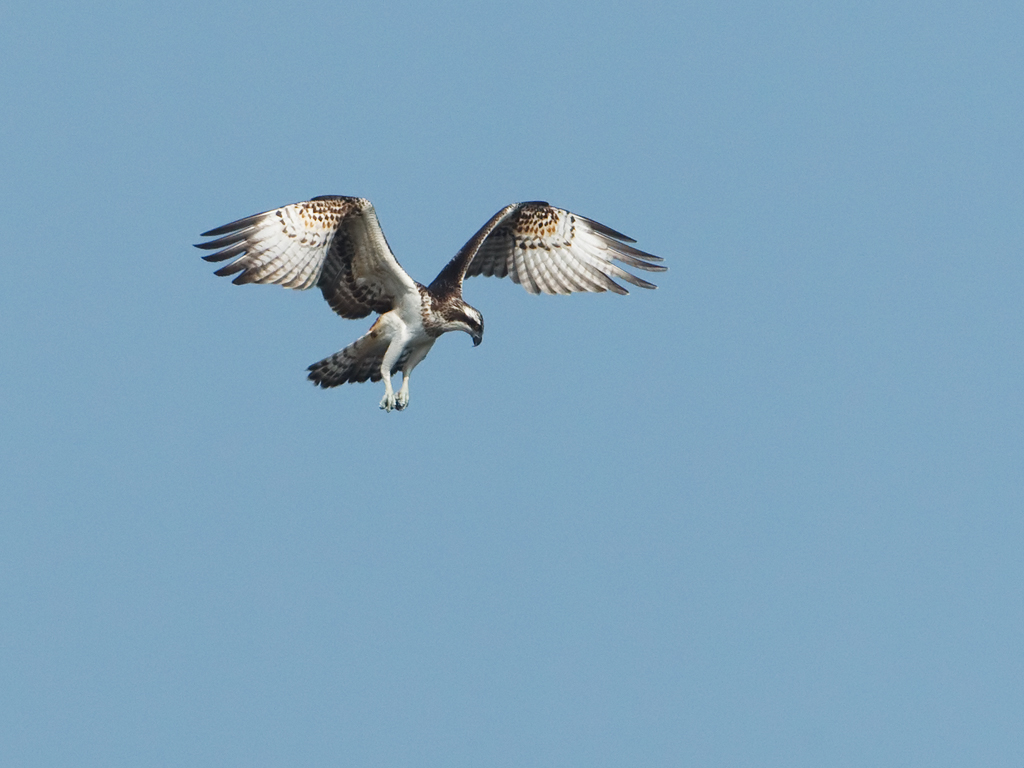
{"left": 2, "top": 0, "right": 1022, "bottom": 765}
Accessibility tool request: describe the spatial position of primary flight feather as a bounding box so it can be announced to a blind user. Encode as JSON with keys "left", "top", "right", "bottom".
{"left": 196, "top": 196, "right": 665, "bottom": 411}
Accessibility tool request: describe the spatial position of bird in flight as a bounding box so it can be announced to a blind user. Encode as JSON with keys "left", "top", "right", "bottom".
{"left": 196, "top": 196, "right": 665, "bottom": 411}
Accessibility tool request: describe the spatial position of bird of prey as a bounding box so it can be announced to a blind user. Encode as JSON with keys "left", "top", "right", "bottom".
{"left": 196, "top": 196, "right": 665, "bottom": 411}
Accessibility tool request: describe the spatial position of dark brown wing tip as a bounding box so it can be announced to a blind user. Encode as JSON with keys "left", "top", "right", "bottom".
{"left": 612, "top": 247, "right": 667, "bottom": 270}
{"left": 212, "top": 262, "right": 244, "bottom": 278}
{"left": 628, "top": 275, "right": 659, "bottom": 290}
{"left": 579, "top": 215, "right": 638, "bottom": 244}
{"left": 620, "top": 256, "right": 668, "bottom": 273}
{"left": 625, "top": 246, "right": 665, "bottom": 263}
{"left": 605, "top": 275, "right": 657, "bottom": 293}
{"left": 199, "top": 214, "right": 262, "bottom": 239}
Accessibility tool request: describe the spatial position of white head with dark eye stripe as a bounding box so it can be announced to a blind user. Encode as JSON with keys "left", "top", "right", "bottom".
{"left": 440, "top": 299, "right": 484, "bottom": 346}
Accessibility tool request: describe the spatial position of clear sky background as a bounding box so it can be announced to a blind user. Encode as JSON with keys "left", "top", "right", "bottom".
{"left": 2, "top": 0, "right": 1022, "bottom": 765}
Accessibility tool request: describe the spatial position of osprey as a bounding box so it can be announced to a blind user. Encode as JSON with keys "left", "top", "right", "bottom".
{"left": 196, "top": 196, "right": 665, "bottom": 411}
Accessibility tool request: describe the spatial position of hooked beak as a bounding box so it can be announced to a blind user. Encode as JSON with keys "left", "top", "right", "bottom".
{"left": 472, "top": 332, "right": 483, "bottom": 347}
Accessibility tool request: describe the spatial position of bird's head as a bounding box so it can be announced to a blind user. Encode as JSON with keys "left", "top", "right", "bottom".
{"left": 443, "top": 300, "right": 484, "bottom": 346}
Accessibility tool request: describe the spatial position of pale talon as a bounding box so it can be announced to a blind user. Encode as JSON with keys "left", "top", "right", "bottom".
{"left": 395, "top": 385, "right": 410, "bottom": 411}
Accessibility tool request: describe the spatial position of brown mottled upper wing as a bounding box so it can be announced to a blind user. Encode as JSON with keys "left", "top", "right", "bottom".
{"left": 431, "top": 202, "right": 666, "bottom": 298}
{"left": 195, "top": 196, "right": 419, "bottom": 319}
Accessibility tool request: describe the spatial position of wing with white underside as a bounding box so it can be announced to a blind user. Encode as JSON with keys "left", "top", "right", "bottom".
{"left": 432, "top": 202, "right": 666, "bottom": 297}
{"left": 195, "top": 196, "right": 419, "bottom": 319}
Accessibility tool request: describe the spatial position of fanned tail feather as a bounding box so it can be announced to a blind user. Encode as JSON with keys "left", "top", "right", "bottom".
{"left": 307, "top": 331, "right": 411, "bottom": 388}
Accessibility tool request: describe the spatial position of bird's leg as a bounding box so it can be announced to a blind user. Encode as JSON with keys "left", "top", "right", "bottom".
{"left": 396, "top": 374, "right": 411, "bottom": 410}
{"left": 379, "top": 376, "right": 396, "bottom": 411}
{"left": 393, "top": 341, "right": 434, "bottom": 412}
{"left": 378, "top": 336, "right": 406, "bottom": 413}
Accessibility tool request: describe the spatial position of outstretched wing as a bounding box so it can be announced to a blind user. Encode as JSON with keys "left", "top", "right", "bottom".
{"left": 430, "top": 202, "right": 666, "bottom": 297}
{"left": 195, "top": 196, "right": 419, "bottom": 319}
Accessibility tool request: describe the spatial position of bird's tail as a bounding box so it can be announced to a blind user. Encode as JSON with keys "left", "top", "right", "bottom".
{"left": 307, "top": 329, "right": 389, "bottom": 388}
{"left": 307, "top": 327, "right": 411, "bottom": 388}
